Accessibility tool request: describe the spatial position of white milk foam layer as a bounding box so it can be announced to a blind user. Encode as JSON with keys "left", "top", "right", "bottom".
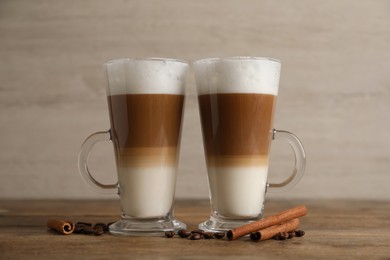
{"left": 118, "top": 166, "right": 176, "bottom": 218}
{"left": 208, "top": 166, "right": 268, "bottom": 218}
{"left": 105, "top": 58, "right": 188, "bottom": 96}
{"left": 194, "top": 57, "right": 280, "bottom": 96}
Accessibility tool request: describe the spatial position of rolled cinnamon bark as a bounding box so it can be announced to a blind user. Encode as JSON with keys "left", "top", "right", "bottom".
{"left": 47, "top": 219, "right": 75, "bottom": 235}
{"left": 227, "top": 205, "right": 307, "bottom": 240}
{"left": 251, "top": 218, "right": 300, "bottom": 241}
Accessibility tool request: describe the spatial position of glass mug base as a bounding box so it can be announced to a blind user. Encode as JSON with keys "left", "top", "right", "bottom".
{"left": 109, "top": 213, "right": 186, "bottom": 236}
{"left": 198, "top": 209, "right": 264, "bottom": 232}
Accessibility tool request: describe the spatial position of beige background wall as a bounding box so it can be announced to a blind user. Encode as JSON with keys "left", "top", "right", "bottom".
{"left": 1, "top": 0, "right": 389, "bottom": 200}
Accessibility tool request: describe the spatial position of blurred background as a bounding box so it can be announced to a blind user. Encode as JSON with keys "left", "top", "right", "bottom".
{"left": 0, "top": 0, "right": 389, "bottom": 200}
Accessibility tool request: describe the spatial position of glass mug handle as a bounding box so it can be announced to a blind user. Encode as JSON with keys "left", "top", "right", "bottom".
{"left": 78, "top": 130, "right": 118, "bottom": 193}
{"left": 268, "top": 129, "right": 306, "bottom": 192}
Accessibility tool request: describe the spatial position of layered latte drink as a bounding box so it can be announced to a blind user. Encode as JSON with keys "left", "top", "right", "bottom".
{"left": 105, "top": 59, "right": 186, "bottom": 219}
{"left": 194, "top": 57, "right": 281, "bottom": 222}
{"left": 78, "top": 58, "right": 188, "bottom": 235}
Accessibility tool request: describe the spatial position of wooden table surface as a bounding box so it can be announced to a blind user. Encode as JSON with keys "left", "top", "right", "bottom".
{"left": 0, "top": 199, "right": 389, "bottom": 259}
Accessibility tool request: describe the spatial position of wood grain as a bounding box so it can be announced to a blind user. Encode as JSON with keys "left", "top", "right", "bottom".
{"left": 0, "top": 199, "right": 389, "bottom": 259}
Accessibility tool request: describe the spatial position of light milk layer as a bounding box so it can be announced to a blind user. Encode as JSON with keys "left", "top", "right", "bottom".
{"left": 194, "top": 57, "right": 280, "bottom": 96}
{"left": 208, "top": 166, "right": 268, "bottom": 218}
{"left": 105, "top": 58, "right": 188, "bottom": 96}
{"left": 118, "top": 166, "right": 176, "bottom": 218}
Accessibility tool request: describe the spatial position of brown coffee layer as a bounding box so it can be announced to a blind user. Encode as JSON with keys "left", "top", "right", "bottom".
{"left": 206, "top": 155, "right": 269, "bottom": 167}
{"left": 107, "top": 94, "right": 184, "bottom": 148}
{"left": 116, "top": 147, "right": 178, "bottom": 167}
{"left": 198, "top": 93, "right": 276, "bottom": 163}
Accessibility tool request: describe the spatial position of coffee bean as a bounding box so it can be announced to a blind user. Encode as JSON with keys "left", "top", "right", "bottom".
{"left": 273, "top": 232, "right": 285, "bottom": 240}
{"left": 189, "top": 233, "right": 201, "bottom": 240}
{"left": 178, "top": 229, "right": 191, "bottom": 238}
{"left": 82, "top": 226, "right": 95, "bottom": 235}
{"left": 287, "top": 231, "right": 296, "bottom": 239}
{"left": 295, "top": 230, "right": 305, "bottom": 237}
{"left": 278, "top": 233, "right": 286, "bottom": 240}
{"left": 191, "top": 229, "right": 205, "bottom": 235}
{"left": 214, "top": 232, "right": 225, "bottom": 239}
{"left": 94, "top": 226, "right": 105, "bottom": 236}
{"left": 94, "top": 223, "right": 108, "bottom": 232}
{"left": 203, "top": 232, "right": 215, "bottom": 239}
{"left": 73, "top": 224, "right": 85, "bottom": 234}
{"left": 74, "top": 222, "right": 94, "bottom": 234}
{"left": 165, "top": 231, "right": 175, "bottom": 238}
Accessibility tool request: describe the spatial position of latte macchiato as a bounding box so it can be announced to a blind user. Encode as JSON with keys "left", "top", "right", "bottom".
{"left": 78, "top": 58, "right": 188, "bottom": 235}
{"left": 104, "top": 59, "right": 187, "bottom": 219}
{"left": 195, "top": 57, "right": 305, "bottom": 232}
{"left": 195, "top": 57, "right": 280, "bottom": 219}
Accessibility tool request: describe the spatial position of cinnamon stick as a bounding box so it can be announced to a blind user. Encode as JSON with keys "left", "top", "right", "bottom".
{"left": 227, "top": 205, "right": 307, "bottom": 240}
{"left": 47, "top": 219, "right": 75, "bottom": 235}
{"left": 251, "top": 218, "right": 300, "bottom": 241}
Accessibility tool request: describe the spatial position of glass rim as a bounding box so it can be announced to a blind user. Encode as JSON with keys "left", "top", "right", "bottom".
{"left": 104, "top": 57, "right": 188, "bottom": 66}
{"left": 193, "top": 56, "right": 281, "bottom": 65}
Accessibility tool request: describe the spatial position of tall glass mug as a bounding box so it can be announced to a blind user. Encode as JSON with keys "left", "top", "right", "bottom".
{"left": 193, "top": 57, "right": 306, "bottom": 232}
{"left": 78, "top": 58, "right": 188, "bottom": 236}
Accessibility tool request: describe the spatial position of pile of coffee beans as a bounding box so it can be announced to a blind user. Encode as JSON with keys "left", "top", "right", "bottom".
{"left": 73, "top": 222, "right": 112, "bottom": 236}
{"left": 250, "top": 230, "right": 306, "bottom": 241}
{"left": 272, "top": 230, "right": 305, "bottom": 240}
{"left": 165, "top": 229, "right": 226, "bottom": 240}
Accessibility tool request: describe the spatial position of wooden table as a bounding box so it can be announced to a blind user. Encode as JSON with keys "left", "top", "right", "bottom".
{"left": 0, "top": 199, "right": 389, "bottom": 259}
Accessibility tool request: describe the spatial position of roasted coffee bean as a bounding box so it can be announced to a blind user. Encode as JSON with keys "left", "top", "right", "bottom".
{"left": 295, "top": 230, "right": 305, "bottom": 237}
{"left": 94, "top": 223, "right": 108, "bottom": 232}
{"left": 273, "top": 232, "right": 285, "bottom": 240}
{"left": 82, "top": 226, "right": 95, "bottom": 235}
{"left": 214, "top": 232, "right": 225, "bottom": 239}
{"left": 178, "top": 229, "right": 191, "bottom": 238}
{"left": 203, "top": 232, "right": 215, "bottom": 239}
{"left": 76, "top": 222, "right": 92, "bottom": 226}
{"left": 69, "top": 221, "right": 113, "bottom": 235}
{"left": 165, "top": 231, "right": 175, "bottom": 238}
{"left": 94, "top": 226, "right": 105, "bottom": 236}
{"left": 278, "top": 233, "right": 286, "bottom": 240}
{"left": 73, "top": 224, "right": 85, "bottom": 234}
{"left": 189, "top": 233, "right": 201, "bottom": 240}
{"left": 74, "top": 222, "right": 94, "bottom": 234}
{"left": 287, "top": 231, "right": 296, "bottom": 239}
{"left": 250, "top": 232, "right": 261, "bottom": 241}
{"left": 191, "top": 229, "right": 205, "bottom": 235}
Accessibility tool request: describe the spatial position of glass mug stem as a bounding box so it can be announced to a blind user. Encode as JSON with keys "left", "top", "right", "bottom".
{"left": 78, "top": 130, "right": 117, "bottom": 192}
{"left": 268, "top": 129, "right": 306, "bottom": 191}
